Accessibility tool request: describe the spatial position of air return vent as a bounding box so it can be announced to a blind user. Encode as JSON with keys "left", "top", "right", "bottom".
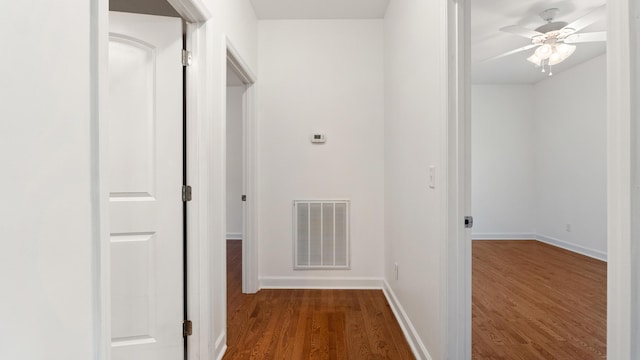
{"left": 293, "top": 200, "right": 350, "bottom": 269}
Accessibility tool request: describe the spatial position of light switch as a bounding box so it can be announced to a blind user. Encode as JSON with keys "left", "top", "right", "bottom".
{"left": 429, "top": 166, "right": 436, "bottom": 189}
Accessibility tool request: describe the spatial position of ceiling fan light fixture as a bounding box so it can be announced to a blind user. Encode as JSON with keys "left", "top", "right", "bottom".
{"left": 535, "top": 44, "right": 553, "bottom": 59}
{"left": 527, "top": 54, "right": 542, "bottom": 66}
{"left": 547, "top": 44, "right": 576, "bottom": 65}
{"left": 548, "top": 52, "right": 562, "bottom": 65}
{"left": 493, "top": 5, "right": 606, "bottom": 76}
{"left": 556, "top": 43, "right": 576, "bottom": 56}
{"left": 532, "top": 35, "right": 546, "bottom": 44}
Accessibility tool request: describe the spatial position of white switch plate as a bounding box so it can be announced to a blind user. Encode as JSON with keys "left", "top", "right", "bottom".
{"left": 429, "top": 166, "right": 436, "bottom": 189}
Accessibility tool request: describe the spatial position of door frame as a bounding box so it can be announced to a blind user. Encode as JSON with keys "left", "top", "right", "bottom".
{"left": 94, "top": 1, "right": 213, "bottom": 359}
{"left": 226, "top": 39, "right": 259, "bottom": 294}
{"left": 443, "top": 0, "right": 471, "bottom": 358}
{"left": 446, "top": 0, "right": 640, "bottom": 358}
{"left": 606, "top": 0, "right": 639, "bottom": 358}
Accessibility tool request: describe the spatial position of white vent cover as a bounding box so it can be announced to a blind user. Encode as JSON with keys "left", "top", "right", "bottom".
{"left": 293, "top": 200, "right": 350, "bottom": 269}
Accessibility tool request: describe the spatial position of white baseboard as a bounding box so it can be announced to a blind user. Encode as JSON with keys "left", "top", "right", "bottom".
{"left": 382, "top": 280, "right": 432, "bottom": 360}
{"left": 472, "top": 233, "right": 535, "bottom": 240}
{"left": 214, "top": 332, "right": 226, "bottom": 360}
{"left": 472, "top": 233, "right": 607, "bottom": 261}
{"left": 535, "top": 234, "right": 607, "bottom": 262}
{"left": 259, "top": 276, "right": 383, "bottom": 290}
{"left": 226, "top": 233, "right": 243, "bottom": 240}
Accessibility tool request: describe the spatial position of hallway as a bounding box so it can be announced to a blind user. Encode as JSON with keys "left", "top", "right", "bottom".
{"left": 223, "top": 240, "right": 414, "bottom": 359}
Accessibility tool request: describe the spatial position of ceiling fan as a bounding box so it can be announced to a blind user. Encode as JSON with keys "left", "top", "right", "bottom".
{"left": 489, "top": 5, "right": 606, "bottom": 76}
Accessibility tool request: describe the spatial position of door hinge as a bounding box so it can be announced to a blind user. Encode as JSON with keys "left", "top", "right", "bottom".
{"left": 183, "top": 320, "right": 193, "bottom": 337}
{"left": 464, "top": 216, "right": 474, "bottom": 229}
{"left": 182, "top": 49, "right": 192, "bottom": 67}
{"left": 182, "top": 185, "right": 192, "bottom": 202}
{"left": 242, "top": 195, "right": 247, "bottom": 202}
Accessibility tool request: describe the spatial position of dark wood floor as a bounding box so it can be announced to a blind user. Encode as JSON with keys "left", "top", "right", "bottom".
{"left": 472, "top": 240, "right": 607, "bottom": 359}
{"left": 224, "top": 240, "right": 414, "bottom": 359}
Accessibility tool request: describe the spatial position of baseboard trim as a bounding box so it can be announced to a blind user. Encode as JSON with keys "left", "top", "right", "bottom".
{"left": 382, "top": 280, "right": 432, "bottom": 360}
{"left": 226, "top": 233, "right": 243, "bottom": 240}
{"left": 259, "top": 276, "right": 384, "bottom": 290}
{"left": 214, "top": 332, "right": 226, "bottom": 360}
{"left": 472, "top": 233, "right": 607, "bottom": 261}
{"left": 535, "top": 234, "right": 607, "bottom": 262}
{"left": 472, "top": 233, "right": 535, "bottom": 240}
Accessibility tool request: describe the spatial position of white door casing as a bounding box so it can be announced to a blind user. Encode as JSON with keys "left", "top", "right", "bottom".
{"left": 108, "top": 11, "right": 183, "bottom": 360}
{"left": 226, "top": 42, "right": 259, "bottom": 294}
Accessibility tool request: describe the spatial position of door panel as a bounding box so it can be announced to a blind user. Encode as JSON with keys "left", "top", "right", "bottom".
{"left": 108, "top": 11, "right": 183, "bottom": 360}
{"left": 108, "top": 35, "right": 156, "bottom": 199}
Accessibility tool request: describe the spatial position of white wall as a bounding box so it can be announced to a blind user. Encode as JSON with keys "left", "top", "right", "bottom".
{"left": 384, "top": 1, "right": 447, "bottom": 358}
{"left": 472, "top": 85, "right": 536, "bottom": 239}
{"left": 471, "top": 55, "right": 607, "bottom": 260}
{"left": 534, "top": 54, "right": 607, "bottom": 258}
{"left": 0, "top": 1, "right": 95, "bottom": 358}
{"left": 257, "top": 20, "right": 385, "bottom": 284}
{"left": 226, "top": 85, "right": 244, "bottom": 239}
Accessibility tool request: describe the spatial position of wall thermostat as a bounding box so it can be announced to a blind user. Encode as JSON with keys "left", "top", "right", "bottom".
{"left": 311, "top": 134, "right": 326, "bottom": 143}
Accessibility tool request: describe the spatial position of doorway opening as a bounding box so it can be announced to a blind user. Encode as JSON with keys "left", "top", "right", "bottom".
{"left": 225, "top": 64, "right": 246, "bottom": 307}
{"left": 468, "top": 2, "right": 607, "bottom": 358}
{"left": 107, "top": 6, "right": 187, "bottom": 360}
{"left": 224, "top": 43, "right": 258, "bottom": 355}
{"left": 101, "top": 1, "right": 211, "bottom": 359}
{"left": 226, "top": 64, "right": 245, "bottom": 243}
{"left": 225, "top": 44, "right": 258, "bottom": 296}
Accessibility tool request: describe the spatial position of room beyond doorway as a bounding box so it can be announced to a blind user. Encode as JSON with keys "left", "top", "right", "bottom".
{"left": 469, "top": 1, "right": 608, "bottom": 358}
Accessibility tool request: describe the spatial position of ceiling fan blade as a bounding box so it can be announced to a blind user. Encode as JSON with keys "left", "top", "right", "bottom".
{"left": 563, "top": 5, "right": 606, "bottom": 33}
{"left": 499, "top": 25, "right": 544, "bottom": 39}
{"left": 564, "top": 31, "right": 607, "bottom": 43}
{"left": 480, "top": 44, "right": 539, "bottom": 63}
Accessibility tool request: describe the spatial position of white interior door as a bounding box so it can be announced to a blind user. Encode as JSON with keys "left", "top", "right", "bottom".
{"left": 108, "top": 11, "right": 183, "bottom": 360}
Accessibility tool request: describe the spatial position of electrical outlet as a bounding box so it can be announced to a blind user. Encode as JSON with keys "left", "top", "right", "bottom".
{"left": 566, "top": 223, "right": 571, "bottom": 232}
{"left": 394, "top": 263, "right": 399, "bottom": 280}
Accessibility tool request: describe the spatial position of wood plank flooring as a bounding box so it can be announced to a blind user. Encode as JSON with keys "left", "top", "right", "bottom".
{"left": 472, "top": 240, "right": 607, "bottom": 359}
{"left": 224, "top": 240, "right": 414, "bottom": 360}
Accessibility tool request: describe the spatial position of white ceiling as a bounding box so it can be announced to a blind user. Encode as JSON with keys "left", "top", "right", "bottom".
{"left": 110, "top": 0, "right": 180, "bottom": 17}
{"left": 111, "top": 0, "right": 607, "bottom": 84}
{"left": 248, "top": 0, "right": 605, "bottom": 83}
{"left": 250, "top": 0, "right": 389, "bottom": 19}
{"left": 472, "top": 0, "right": 606, "bottom": 84}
